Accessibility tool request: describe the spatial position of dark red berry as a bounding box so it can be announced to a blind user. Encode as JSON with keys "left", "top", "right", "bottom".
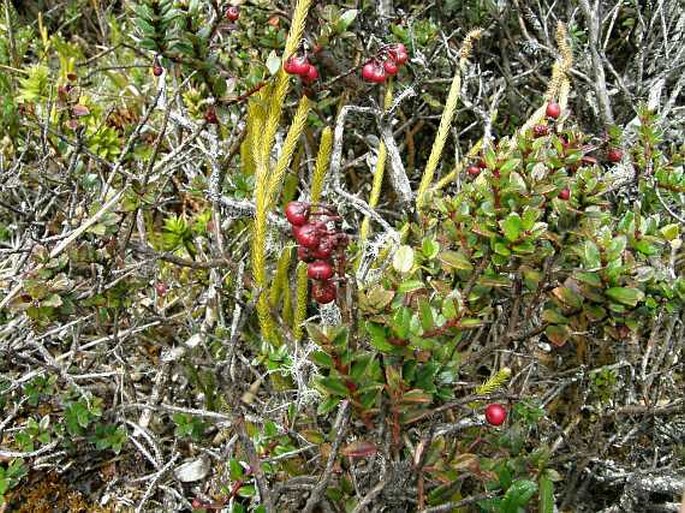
{"left": 312, "top": 280, "right": 336, "bottom": 304}
{"left": 302, "top": 64, "right": 319, "bottom": 83}
{"left": 467, "top": 165, "right": 481, "bottom": 177}
{"left": 558, "top": 187, "right": 571, "bottom": 200}
{"left": 285, "top": 201, "right": 310, "bottom": 226}
{"left": 204, "top": 107, "right": 218, "bottom": 124}
{"left": 383, "top": 59, "right": 399, "bottom": 75}
{"left": 546, "top": 101, "right": 561, "bottom": 120}
{"left": 226, "top": 6, "right": 239, "bottom": 22}
{"left": 477, "top": 159, "right": 487, "bottom": 169}
{"left": 533, "top": 124, "right": 549, "bottom": 138}
{"left": 308, "top": 260, "right": 334, "bottom": 281}
{"left": 293, "top": 223, "right": 321, "bottom": 249}
{"left": 607, "top": 148, "right": 623, "bottom": 163}
{"left": 152, "top": 59, "right": 163, "bottom": 76}
{"left": 485, "top": 403, "right": 507, "bottom": 426}
{"left": 312, "top": 237, "right": 335, "bottom": 259}
{"left": 284, "top": 55, "right": 311, "bottom": 76}
{"left": 297, "top": 246, "right": 315, "bottom": 262}
{"left": 361, "top": 61, "right": 387, "bottom": 84}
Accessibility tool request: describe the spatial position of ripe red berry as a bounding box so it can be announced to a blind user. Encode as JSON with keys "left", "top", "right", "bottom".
{"left": 302, "top": 64, "right": 319, "bottom": 83}
{"left": 467, "top": 165, "right": 481, "bottom": 177}
{"left": 307, "top": 260, "right": 334, "bottom": 281}
{"left": 607, "top": 147, "right": 623, "bottom": 163}
{"left": 312, "top": 236, "right": 335, "bottom": 259}
{"left": 546, "top": 101, "right": 561, "bottom": 120}
{"left": 293, "top": 223, "right": 321, "bottom": 249}
{"left": 485, "top": 403, "right": 507, "bottom": 426}
{"left": 312, "top": 280, "right": 337, "bottom": 304}
{"left": 285, "top": 201, "right": 310, "bottom": 226}
{"left": 226, "top": 6, "right": 239, "bottom": 22}
{"left": 204, "top": 107, "right": 218, "bottom": 124}
{"left": 361, "top": 61, "right": 387, "bottom": 84}
{"left": 558, "top": 187, "right": 571, "bottom": 200}
{"left": 383, "top": 59, "right": 399, "bottom": 76}
{"left": 388, "top": 43, "right": 408, "bottom": 65}
{"left": 297, "top": 246, "right": 315, "bottom": 262}
{"left": 533, "top": 124, "right": 549, "bottom": 138}
{"left": 477, "top": 159, "right": 487, "bottom": 169}
{"left": 284, "top": 55, "right": 311, "bottom": 76}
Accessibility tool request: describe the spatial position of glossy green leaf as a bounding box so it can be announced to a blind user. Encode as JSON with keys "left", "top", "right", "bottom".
{"left": 605, "top": 287, "right": 644, "bottom": 307}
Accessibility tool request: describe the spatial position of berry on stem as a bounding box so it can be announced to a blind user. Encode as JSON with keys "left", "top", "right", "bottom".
{"left": 383, "top": 59, "right": 399, "bottom": 76}
{"left": 226, "top": 5, "right": 239, "bottom": 22}
{"left": 485, "top": 403, "right": 507, "bottom": 426}
{"left": 307, "top": 260, "right": 334, "bottom": 281}
{"left": 467, "top": 164, "right": 481, "bottom": 177}
{"left": 292, "top": 223, "right": 321, "bottom": 249}
{"left": 362, "top": 61, "right": 387, "bottom": 84}
{"left": 558, "top": 187, "right": 571, "bottom": 200}
{"left": 388, "top": 43, "right": 408, "bottom": 65}
{"left": 284, "top": 55, "right": 311, "bottom": 76}
{"left": 302, "top": 64, "right": 319, "bottom": 83}
{"left": 607, "top": 147, "right": 623, "bottom": 163}
{"left": 285, "top": 201, "right": 310, "bottom": 226}
{"left": 546, "top": 101, "right": 561, "bottom": 120}
{"left": 312, "top": 280, "right": 337, "bottom": 304}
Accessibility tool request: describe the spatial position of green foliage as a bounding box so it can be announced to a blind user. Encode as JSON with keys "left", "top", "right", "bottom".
{"left": 0, "top": 460, "right": 27, "bottom": 505}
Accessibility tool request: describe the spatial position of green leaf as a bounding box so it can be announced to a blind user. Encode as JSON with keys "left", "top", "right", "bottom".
{"left": 317, "top": 376, "right": 350, "bottom": 397}
{"left": 539, "top": 474, "right": 555, "bottom": 513}
{"left": 660, "top": 223, "right": 680, "bottom": 241}
{"left": 545, "top": 325, "right": 570, "bottom": 347}
{"left": 366, "top": 322, "right": 397, "bottom": 353}
{"left": 421, "top": 237, "right": 440, "bottom": 259}
{"left": 499, "top": 158, "right": 521, "bottom": 174}
{"left": 338, "top": 9, "right": 358, "bottom": 30}
{"left": 551, "top": 286, "right": 583, "bottom": 309}
{"left": 582, "top": 240, "right": 601, "bottom": 271}
{"left": 501, "top": 479, "right": 538, "bottom": 513}
{"left": 605, "top": 287, "right": 644, "bottom": 307}
{"left": 393, "top": 245, "right": 414, "bottom": 274}
{"left": 418, "top": 298, "right": 434, "bottom": 332}
{"left": 438, "top": 250, "right": 473, "bottom": 271}
{"left": 397, "top": 280, "right": 425, "bottom": 293}
{"left": 501, "top": 213, "right": 523, "bottom": 242}
{"left": 391, "top": 306, "right": 412, "bottom": 339}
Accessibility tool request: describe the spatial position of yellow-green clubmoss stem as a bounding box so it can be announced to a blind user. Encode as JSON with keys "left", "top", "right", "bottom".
{"left": 416, "top": 30, "right": 482, "bottom": 211}
{"left": 250, "top": 0, "right": 312, "bottom": 345}
{"left": 293, "top": 262, "right": 309, "bottom": 341}
{"left": 310, "top": 127, "right": 333, "bottom": 203}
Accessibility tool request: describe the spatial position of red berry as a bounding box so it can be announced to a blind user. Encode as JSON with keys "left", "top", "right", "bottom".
{"left": 204, "top": 107, "right": 218, "bottom": 124}
{"left": 477, "top": 159, "right": 487, "bottom": 169}
{"left": 485, "top": 403, "right": 507, "bottom": 426}
{"left": 388, "top": 43, "right": 408, "bottom": 65}
{"left": 558, "top": 187, "right": 571, "bottom": 200}
{"left": 284, "top": 55, "right": 311, "bottom": 76}
{"left": 467, "top": 165, "right": 481, "bottom": 177}
{"left": 285, "top": 201, "right": 310, "bottom": 226}
{"left": 312, "top": 280, "right": 337, "bottom": 304}
{"left": 533, "top": 124, "right": 549, "bottom": 138}
{"left": 297, "top": 246, "right": 315, "bottom": 262}
{"left": 302, "top": 64, "right": 319, "bottom": 83}
{"left": 308, "top": 260, "right": 334, "bottom": 281}
{"left": 361, "top": 61, "right": 387, "bottom": 84}
{"left": 607, "top": 147, "right": 623, "bottom": 163}
{"left": 546, "top": 101, "right": 561, "bottom": 119}
{"left": 293, "top": 223, "right": 321, "bottom": 249}
{"left": 312, "top": 237, "right": 335, "bottom": 259}
{"left": 226, "top": 6, "right": 239, "bottom": 22}
{"left": 383, "top": 59, "right": 399, "bottom": 76}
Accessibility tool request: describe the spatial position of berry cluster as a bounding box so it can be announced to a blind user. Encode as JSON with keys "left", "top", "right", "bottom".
{"left": 285, "top": 201, "right": 348, "bottom": 304}
{"left": 283, "top": 54, "right": 319, "bottom": 84}
{"left": 361, "top": 43, "right": 409, "bottom": 84}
